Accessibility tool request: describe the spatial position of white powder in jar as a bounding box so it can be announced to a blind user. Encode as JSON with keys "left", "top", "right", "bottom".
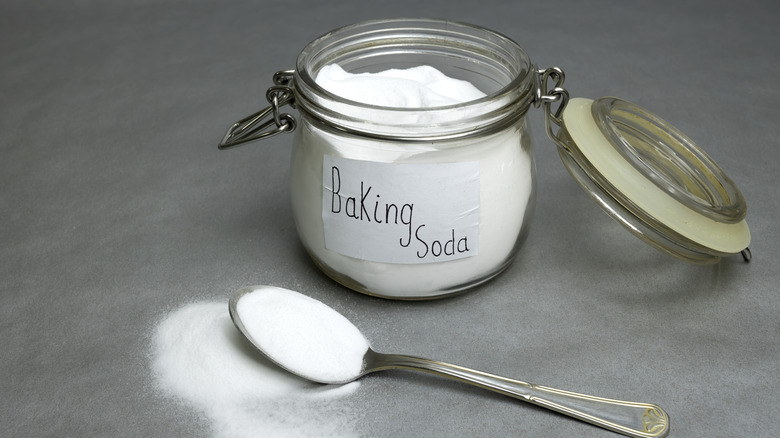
{"left": 235, "top": 286, "right": 369, "bottom": 383}
{"left": 316, "top": 64, "right": 486, "bottom": 108}
{"left": 151, "top": 301, "right": 361, "bottom": 438}
{"left": 290, "top": 65, "right": 534, "bottom": 298}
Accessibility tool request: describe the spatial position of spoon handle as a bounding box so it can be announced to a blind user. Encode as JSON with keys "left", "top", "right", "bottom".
{"left": 370, "top": 353, "right": 669, "bottom": 438}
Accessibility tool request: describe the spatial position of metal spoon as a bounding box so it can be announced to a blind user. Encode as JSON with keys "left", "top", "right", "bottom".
{"left": 229, "top": 286, "right": 669, "bottom": 438}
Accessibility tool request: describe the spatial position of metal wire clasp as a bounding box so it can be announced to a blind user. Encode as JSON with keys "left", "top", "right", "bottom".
{"left": 218, "top": 70, "right": 297, "bottom": 150}
{"left": 534, "top": 67, "right": 570, "bottom": 151}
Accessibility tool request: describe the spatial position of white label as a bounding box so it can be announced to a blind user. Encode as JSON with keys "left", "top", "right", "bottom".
{"left": 322, "top": 155, "right": 479, "bottom": 264}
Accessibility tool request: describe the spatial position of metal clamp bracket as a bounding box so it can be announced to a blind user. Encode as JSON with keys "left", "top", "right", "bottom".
{"left": 534, "top": 67, "right": 570, "bottom": 151}
{"left": 218, "top": 70, "right": 297, "bottom": 150}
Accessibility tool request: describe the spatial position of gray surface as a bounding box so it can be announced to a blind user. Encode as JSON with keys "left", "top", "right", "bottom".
{"left": 2, "top": 0, "right": 778, "bottom": 437}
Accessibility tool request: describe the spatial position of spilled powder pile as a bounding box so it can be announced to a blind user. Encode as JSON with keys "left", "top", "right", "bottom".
{"left": 151, "top": 301, "right": 361, "bottom": 438}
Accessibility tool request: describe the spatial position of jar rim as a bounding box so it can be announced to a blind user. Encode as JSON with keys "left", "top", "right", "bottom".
{"left": 292, "top": 18, "right": 535, "bottom": 140}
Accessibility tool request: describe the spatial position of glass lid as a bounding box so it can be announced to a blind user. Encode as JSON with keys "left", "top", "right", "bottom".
{"left": 553, "top": 96, "right": 750, "bottom": 264}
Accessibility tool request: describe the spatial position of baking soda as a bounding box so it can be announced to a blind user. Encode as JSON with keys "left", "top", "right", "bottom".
{"left": 236, "top": 286, "right": 369, "bottom": 383}
{"left": 290, "top": 64, "right": 534, "bottom": 297}
{"left": 316, "top": 64, "right": 486, "bottom": 108}
{"left": 151, "top": 301, "right": 361, "bottom": 438}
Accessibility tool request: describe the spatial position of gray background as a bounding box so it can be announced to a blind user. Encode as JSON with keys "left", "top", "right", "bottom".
{"left": 2, "top": 0, "right": 778, "bottom": 437}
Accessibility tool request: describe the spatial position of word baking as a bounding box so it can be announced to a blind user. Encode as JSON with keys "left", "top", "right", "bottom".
{"left": 330, "top": 166, "right": 416, "bottom": 249}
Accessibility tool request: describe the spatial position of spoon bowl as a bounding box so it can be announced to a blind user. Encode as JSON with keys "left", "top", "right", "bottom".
{"left": 229, "top": 285, "right": 669, "bottom": 438}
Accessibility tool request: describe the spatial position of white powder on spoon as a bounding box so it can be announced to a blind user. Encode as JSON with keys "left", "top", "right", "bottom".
{"left": 235, "top": 285, "right": 370, "bottom": 383}
{"left": 151, "top": 300, "right": 361, "bottom": 438}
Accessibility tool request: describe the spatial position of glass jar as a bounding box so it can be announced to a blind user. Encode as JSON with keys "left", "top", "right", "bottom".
{"left": 218, "top": 18, "right": 751, "bottom": 300}
{"left": 289, "top": 19, "right": 536, "bottom": 299}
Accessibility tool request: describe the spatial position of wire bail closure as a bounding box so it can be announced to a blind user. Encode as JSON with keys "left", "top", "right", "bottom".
{"left": 217, "top": 64, "right": 751, "bottom": 263}
{"left": 218, "top": 70, "right": 297, "bottom": 149}
{"left": 221, "top": 67, "right": 568, "bottom": 150}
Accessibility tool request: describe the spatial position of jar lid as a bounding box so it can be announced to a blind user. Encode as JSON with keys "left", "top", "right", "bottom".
{"left": 555, "top": 97, "right": 750, "bottom": 263}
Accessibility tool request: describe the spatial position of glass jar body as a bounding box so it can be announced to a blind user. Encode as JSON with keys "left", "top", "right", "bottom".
{"left": 290, "top": 115, "right": 536, "bottom": 299}
{"left": 289, "top": 19, "right": 537, "bottom": 298}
